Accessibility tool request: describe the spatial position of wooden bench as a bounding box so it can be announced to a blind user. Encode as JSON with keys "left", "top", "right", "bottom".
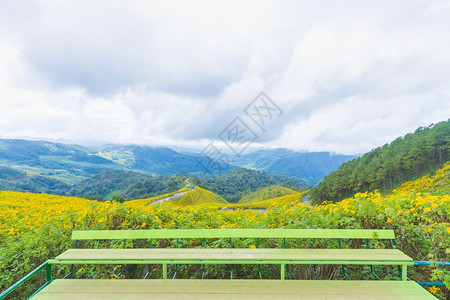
{"left": 48, "top": 229, "right": 413, "bottom": 281}
{"left": 32, "top": 279, "right": 435, "bottom": 299}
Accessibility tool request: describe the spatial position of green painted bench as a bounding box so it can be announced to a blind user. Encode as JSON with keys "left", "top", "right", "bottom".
{"left": 1, "top": 229, "right": 435, "bottom": 299}
{"left": 32, "top": 279, "right": 436, "bottom": 299}
{"left": 47, "top": 229, "right": 413, "bottom": 281}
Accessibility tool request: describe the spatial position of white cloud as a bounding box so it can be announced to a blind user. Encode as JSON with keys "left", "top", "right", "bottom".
{"left": 0, "top": 0, "right": 449, "bottom": 154}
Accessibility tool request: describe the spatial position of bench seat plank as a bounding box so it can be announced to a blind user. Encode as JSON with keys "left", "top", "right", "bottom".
{"left": 54, "top": 248, "right": 413, "bottom": 264}
{"left": 71, "top": 229, "right": 396, "bottom": 240}
{"left": 33, "top": 279, "right": 435, "bottom": 299}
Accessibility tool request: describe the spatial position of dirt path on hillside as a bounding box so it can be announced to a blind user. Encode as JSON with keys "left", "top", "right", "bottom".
{"left": 151, "top": 191, "right": 188, "bottom": 205}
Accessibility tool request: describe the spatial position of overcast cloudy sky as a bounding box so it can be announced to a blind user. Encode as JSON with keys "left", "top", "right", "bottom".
{"left": 0, "top": 0, "right": 449, "bottom": 155}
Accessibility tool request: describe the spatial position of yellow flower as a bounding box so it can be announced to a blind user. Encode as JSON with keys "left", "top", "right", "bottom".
{"left": 428, "top": 286, "right": 440, "bottom": 294}
{"left": 250, "top": 245, "right": 257, "bottom": 249}
{"left": 424, "top": 207, "right": 431, "bottom": 212}
{"left": 446, "top": 227, "right": 450, "bottom": 234}
{"left": 386, "top": 218, "right": 392, "bottom": 224}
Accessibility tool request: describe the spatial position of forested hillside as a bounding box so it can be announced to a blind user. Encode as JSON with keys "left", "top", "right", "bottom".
{"left": 0, "top": 166, "right": 70, "bottom": 194}
{"left": 67, "top": 168, "right": 308, "bottom": 202}
{"left": 66, "top": 170, "right": 187, "bottom": 200}
{"left": 199, "top": 168, "right": 309, "bottom": 203}
{"left": 312, "top": 119, "right": 449, "bottom": 203}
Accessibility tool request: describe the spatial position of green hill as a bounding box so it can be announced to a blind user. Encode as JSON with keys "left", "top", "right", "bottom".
{"left": 312, "top": 119, "right": 450, "bottom": 203}
{"left": 167, "top": 187, "right": 228, "bottom": 206}
{"left": 199, "top": 168, "right": 309, "bottom": 203}
{"left": 238, "top": 185, "right": 298, "bottom": 204}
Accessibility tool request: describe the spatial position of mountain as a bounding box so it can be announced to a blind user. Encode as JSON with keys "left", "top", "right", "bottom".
{"left": 238, "top": 185, "right": 298, "bottom": 204}
{"left": 231, "top": 149, "right": 356, "bottom": 185}
{"left": 311, "top": 119, "right": 450, "bottom": 203}
{"left": 96, "top": 144, "right": 235, "bottom": 176}
{"left": 0, "top": 139, "right": 354, "bottom": 198}
{"left": 0, "top": 139, "right": 235, "bottom": 180}
{"left": 0, "top": 139, "right": 115, "bottom": 183}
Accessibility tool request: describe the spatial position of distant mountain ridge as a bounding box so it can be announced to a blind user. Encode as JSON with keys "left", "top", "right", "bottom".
{"left": 0, "top": 138, "right": 354, "bottom": 182}
{"left": 0, "top": 139, "right": 235, "bottom": 183}
{"left": 231, "top": 148, "right": 356, "bottom": 185}
{"left": 0, "top": 139, "right": 355, "bottom": 198}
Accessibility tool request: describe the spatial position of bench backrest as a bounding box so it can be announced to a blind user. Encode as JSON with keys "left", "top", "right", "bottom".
{"left": 72, "top": 229, "right": 395, "bottom": 241}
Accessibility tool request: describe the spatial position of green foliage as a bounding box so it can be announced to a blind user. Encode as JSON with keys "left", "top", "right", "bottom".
{"left": 112, "top": 194, "right": 126, "bottom": 203}
{"left": 312, "top": 119, "right": 450, "bottom": 203}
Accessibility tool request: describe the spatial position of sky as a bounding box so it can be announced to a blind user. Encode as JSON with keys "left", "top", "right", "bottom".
{"left": 0, "top": 0, "right": 449, "bottom": 155}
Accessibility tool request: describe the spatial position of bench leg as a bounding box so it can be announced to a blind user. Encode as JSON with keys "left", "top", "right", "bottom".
{"left": 173, "top": 264, "right": 178, "bottom": 279}
{"left": 370, "top": 265, "right": 381, "bottom": 280}
{"left": 401, "top": 265, "right": 407, "bottom": 281}
{"left": 341, "top": 265, "right": 351, "bottom": 280}
{"left": 286, "top": 265, "right": 292, "bottom": 280}
{"left": 163, "top": 263, "right": 168, "bottom": 280}
{"left": 46, "top": 263, "right": 52, "bottom": 283}
{"left": 63, "top": 265, "right": 74, "bottom": 279}
{"left": 144, "top": 264, "right": 151, "bottom": 279}
{"left": 313, "top": 265, "right": 321, "bottom": 280}
{"left": 281, "top": 263, "right": 285, "bottom": 280}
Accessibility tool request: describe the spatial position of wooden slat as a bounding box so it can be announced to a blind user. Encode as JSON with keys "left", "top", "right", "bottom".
{"left": 71, "top": 229, "right": 395, "bottom": 240}
{"left": 54, "top": 248, "right": 413, "bottom": 262}
{"left": 32, "top": 280, "right": 435, "bottom": 299}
